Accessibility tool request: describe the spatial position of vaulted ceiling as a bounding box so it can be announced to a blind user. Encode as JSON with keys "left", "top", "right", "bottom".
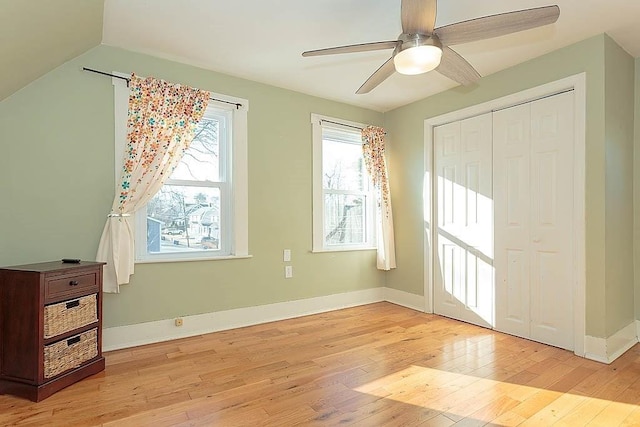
{"left": 0, "top": 0, "right": 103, "bottom": 101}
{"left": 3, "top": 0, "right": 640, "bottom": 111}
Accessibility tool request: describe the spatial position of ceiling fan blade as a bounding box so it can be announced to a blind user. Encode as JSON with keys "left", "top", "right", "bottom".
{"left": 401, "top": 0, "right": 437, "bottom": 34}
{"left": 435, "top": 5, "right": 560, "bottom": 46}
{"left": 436, "top": 47, "right": 481, "bottom": 86}
{"left": 302, "top": 41, "right": 398, "bottom": 57}
{"left": 356, "top": 58, "right": 396, "bottom": 94}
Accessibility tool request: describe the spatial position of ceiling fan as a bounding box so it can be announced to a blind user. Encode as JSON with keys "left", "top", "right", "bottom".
{"left": 302, "top": 0, "right": 560, "bottom": 94}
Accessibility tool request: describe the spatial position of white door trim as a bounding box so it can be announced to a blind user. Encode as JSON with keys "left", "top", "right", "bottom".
{"left": 424, "top": 73, "right": 586, "bottom": 357}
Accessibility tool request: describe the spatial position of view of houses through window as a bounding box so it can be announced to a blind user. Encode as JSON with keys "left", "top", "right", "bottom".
{"left": 146, "top": 186, "right": 221, "bottom": 252}
{"left": 141, "top": 107, "right": 231, "bottom": 257}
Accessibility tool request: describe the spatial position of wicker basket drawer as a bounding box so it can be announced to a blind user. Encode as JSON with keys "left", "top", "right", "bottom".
{"left": 44, "top": 328, "right": 98, "bottom": 379}
{"left": 44, "top": 294, "right": 98, "bottom": 339}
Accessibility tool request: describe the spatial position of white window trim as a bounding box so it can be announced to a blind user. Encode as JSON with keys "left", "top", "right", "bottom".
{"left": 311, "top": 113, "right": 377, "bottom": 253}
{"left": 113, "top": 74, "right": 250, "bottom": 263}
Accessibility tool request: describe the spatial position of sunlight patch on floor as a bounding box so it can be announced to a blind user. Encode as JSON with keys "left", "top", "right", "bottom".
{"left": 354, "top": 365, "right": 639, "bottom": 425}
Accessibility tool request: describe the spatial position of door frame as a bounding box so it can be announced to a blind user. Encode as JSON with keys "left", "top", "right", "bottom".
{"left": 423, "top": 73, "right": 586, "bottom": 357}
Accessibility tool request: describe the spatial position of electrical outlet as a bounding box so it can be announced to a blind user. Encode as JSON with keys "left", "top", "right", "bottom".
{"left": 285, "top": 265, "right": 293, "bottom": 278}
{"left": 175, "top": 318, "right": 184, "bottom": 327}
{"left": 283, "top": 249, "right": 291, "bottom": 262}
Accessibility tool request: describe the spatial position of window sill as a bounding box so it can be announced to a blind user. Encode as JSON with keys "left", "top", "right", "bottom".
{"left": 135, "top": 254, "right": 253, "bottom": 264}
{"left": 311, "top": 247, "right": 377, "bottom": 254}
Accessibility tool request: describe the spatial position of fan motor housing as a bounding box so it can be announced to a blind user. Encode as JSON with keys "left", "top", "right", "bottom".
{"left": 395, "top": 33, "right": 443, "bottom": 57}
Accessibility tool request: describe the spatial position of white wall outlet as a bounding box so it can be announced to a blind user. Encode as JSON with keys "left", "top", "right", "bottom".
{"left": 283, "top": 249, "right": 291, "bottom": 262}
{"left": 285, "top": 265, "right": 293, "bottom": 278}
{"left": 175, "top": 318, "right": 184, "bottom": 327}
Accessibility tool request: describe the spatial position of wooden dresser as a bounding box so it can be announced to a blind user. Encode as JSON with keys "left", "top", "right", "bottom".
{"left": 0, "top": 261, "right": 106, "bottom": 401}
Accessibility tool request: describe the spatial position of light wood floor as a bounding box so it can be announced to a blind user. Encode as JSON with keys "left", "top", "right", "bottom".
{"left": 1, "top": 302, "right": 640, "bottom": 426}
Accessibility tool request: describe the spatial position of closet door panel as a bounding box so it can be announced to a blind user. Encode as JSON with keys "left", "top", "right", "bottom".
{"left": 494, "top": 103, "right": 531, "bottom": 339}
{"left": 459, "top": 115, "right": 493, "bottom": 327}
{"left": 529, "top": 91, "right": 574, "bottom": 349}
{"left": 434, "top": 122, "right": 464, "bottom": 319}
{"left": 434, "top": 115, "right": 493, "bottom": 328}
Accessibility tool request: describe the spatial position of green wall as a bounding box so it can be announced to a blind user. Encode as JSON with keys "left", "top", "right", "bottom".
{"left": 635, "top": 56, "right": 640, "bottom": 321}
{"left": 0, "top": 45, "right": 386, "bottom": 328}
{"left": 603, "top": 36, "right": 635, "bottom": 336}
{"left": 384, "top": 34, "right": 624, "bottom": 338}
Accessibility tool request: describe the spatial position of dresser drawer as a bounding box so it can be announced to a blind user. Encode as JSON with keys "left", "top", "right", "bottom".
{"left": 44, "top": 328, "right": 98, "bottom": 379}
{"left": 44, "top": 294, "right": 98, "bottom": 339}
{"left": 45, "top": 272, "right": 99, "bottom": 303}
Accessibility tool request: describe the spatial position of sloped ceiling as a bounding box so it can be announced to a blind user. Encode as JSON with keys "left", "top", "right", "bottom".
{"left": 0, "top": 0, "right": 104, "bottom": 101}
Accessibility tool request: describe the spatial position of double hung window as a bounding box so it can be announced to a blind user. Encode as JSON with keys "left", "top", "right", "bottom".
{"left": 312, "top": 114, "right": 376, "bottom": 252}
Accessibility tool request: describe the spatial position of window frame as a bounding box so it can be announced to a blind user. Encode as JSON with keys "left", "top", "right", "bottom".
{"left": 311, "top": 113, "right": 377, "bottom": 252}
{"left": 113, "top": 75, "right": 249, "bottom": 263}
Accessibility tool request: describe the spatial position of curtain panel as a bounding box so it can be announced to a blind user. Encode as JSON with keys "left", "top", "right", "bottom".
{"left": 362, "top": 126, "right": 397, "bottom": 270}
{"left": 97, "top": 74, "right": 210, "bottom": 293}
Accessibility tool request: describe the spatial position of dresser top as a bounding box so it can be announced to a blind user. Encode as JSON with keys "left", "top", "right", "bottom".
{"left": 0, "top": 261, "right": 105, "bottom": 273}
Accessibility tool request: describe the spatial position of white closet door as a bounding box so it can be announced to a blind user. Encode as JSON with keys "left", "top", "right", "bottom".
{"left": 494, "top": 91, "right": 574, "bottom": 350}
{"left": 529, "top": 92, "right": 574, "bottom": 348}
{"left": 434, "top": 113, "right": 493, "bottom": 328}
{"left": 434, "top": 120, "right": 463, "bottom": 320}
{"left": 494, "top": 103, "right": 532, "bottom": 339}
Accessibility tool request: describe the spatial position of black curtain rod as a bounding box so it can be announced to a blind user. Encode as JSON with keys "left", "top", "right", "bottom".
{"left": 320, "top": 119, "right": 386, "bottom": 134}
{"left": 82, "top": 67, "right": 243, "bottom": 109}
{"left": 321, "top": 119, "right": 363, "bottom": 131}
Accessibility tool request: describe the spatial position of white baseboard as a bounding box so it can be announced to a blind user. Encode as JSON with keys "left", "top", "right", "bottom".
{"left": 103, "top": 287, "right": 408, "bottom": 351}
{"left": 607, "top": 322, "right": 638, "bottom": 362}
{"left": 383, "top": 287, "right": 425, "bottom": 312}
{"left": 584, "top": 336, "right": 608, "bottom": 363}
{"left": 584, "top": 321, "right": 638, "bottom": 364}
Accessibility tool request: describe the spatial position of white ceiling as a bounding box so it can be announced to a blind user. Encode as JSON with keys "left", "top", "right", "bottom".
{"left": 102, "top": 0, "right": 640, "bottom": 112}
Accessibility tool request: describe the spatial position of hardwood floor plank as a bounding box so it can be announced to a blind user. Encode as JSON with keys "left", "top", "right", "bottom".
{"left": 486, "top": 409, "right": 527, "bottom": 427}
{"left": 553, "top": 397, "right": 609, "bottom": 426}
{"left": 102, "top": 410, "right": 190, "bottom": 427}
{"left": 586, "top": 400, "right": 637, "bottom": 426}
{"left": 519, "top": 391, "right": 587, "bottom": 426}
{"left": 417, "top": 413, "right": 457, "bottom": 426}
{"left": 462, "top": 394, "right": 521, "bottom": 425}
{"left": 619, "top": 405, "right": 640, "bottom": 426}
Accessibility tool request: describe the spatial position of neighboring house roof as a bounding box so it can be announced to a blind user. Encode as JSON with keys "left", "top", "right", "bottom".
{"left": 188, "top": 206, "right": 219, "bottom": 225}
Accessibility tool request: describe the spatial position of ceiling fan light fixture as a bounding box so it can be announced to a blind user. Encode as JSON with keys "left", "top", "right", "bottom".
{"left": 394, "top": 44, "right": 442, "bottom": 75}
{"left": 393, "top": 34, "right": 443, "bottom": 76}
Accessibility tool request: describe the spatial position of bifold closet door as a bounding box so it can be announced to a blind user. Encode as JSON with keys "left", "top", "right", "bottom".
{"left": 433, "top": 113, "right": 494, "bottom": 328}
{"left": 493, "top": 91, "right": 574, "bottom": 350}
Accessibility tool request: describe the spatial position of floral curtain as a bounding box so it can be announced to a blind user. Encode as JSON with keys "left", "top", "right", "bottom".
{"left": 96, "top": 74, "right": 210, "bottom": 293}
{"left": 362, "top": 126, "right": 397, "bottom": 270}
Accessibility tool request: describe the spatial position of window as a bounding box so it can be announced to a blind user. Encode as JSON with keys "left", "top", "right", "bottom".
{"left": 312, "top": 114, "right": 376, "bottom": 251}
{"left": 113, "top": 76, "right": 249, "bottom": 262}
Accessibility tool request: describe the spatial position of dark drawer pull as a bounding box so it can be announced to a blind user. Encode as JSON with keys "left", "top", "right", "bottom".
{"left": 67, "top": 336, "right": 81, "bottom": 346}
{"left": 66, "top": 300, "right": 80, "bottom": 309}
{"left": 69, "top": 280, "right": 79, "bottom": 286}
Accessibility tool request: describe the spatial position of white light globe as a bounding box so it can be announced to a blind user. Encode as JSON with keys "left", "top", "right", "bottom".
{"left": 394, "top": 45, "right": 443, "bottom": 75}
